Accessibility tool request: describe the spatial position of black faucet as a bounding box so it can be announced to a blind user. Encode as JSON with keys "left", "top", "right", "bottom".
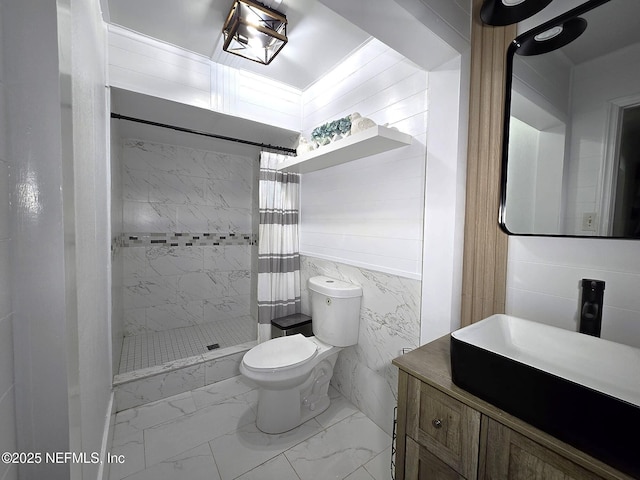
{"left": 579, "top": 279, "right": 605, "bottom": 337}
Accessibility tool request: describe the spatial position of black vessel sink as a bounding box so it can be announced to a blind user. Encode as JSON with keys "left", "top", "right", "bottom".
{"left": 450, "top": 314, "right": 640, "bottom": 478}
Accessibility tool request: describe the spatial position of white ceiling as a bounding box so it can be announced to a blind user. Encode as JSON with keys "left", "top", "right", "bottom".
{"left": 561, "top": 0, "right": 640, "bottom": 65}
{"left": 104, "top": 0, "right": 466, "bottom": 150}
{"left": 520, "top": 0, "right": 640, "bottom": 66}
{"left": 104, "top": 0, "right": 372, "bottom": 90}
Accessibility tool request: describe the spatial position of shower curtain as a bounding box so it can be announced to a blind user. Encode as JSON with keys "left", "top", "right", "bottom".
{"left": 257, "top": 151, "right": 301, "bottom": 342}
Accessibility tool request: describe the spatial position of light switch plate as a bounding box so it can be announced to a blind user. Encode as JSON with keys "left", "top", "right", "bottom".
{"left": 582, "top": 212, "right": 597, "bottom": 231}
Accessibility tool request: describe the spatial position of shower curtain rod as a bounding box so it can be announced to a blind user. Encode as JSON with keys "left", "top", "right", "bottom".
{"left": 111, "top": 113, "right": 297, "bottom": 155}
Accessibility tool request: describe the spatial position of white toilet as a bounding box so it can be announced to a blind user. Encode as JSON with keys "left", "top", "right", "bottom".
{"left": 240, "top": 276, "right": 362, "bottom": 434}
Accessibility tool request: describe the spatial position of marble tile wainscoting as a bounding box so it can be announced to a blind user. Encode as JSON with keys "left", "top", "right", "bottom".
{"left": 299, "top": 256, "right": 421, "bottom": 436}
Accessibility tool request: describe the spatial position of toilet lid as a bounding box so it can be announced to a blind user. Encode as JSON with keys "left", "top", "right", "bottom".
{"left": 243, "top": 334, "right": 318, "bottom": 370}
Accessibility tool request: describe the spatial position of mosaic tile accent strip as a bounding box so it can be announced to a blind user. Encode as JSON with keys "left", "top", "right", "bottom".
{"left": 119, "top": 232, "right": 257, "bottom": 248}
{"left": 118, "top": 316, "right": 256, "bottom": 374}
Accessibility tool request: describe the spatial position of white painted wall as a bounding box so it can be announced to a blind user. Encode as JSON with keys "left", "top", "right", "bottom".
{"left": 506, "top": 118, "right": 539, "bottom": 233}
{"left": 511, "top": 51, "right": 572, "bottom": 126}
{"left": 564, "top": 43, "right": 640, "bottom": 235}
{"left": 505, "top": 117, "right": 565, "bottom": 234}
{"left": 506, "top": 6, "right": 640, "bottom": 353}
{"left": 420, "top": 55, "right": 468, "bottom": 343}
{"left": 293, "top": 5, "right": 468, "bottom": 430}
{"left": 534, "top": 124, "right": 565, "bottom": 233}
{"left": 108, "top": 25, "right": 302, "bottom": 132}
{"left": 108, "top": 25, "right": 212, "bottom": 109}
{"left": 59, "top": 0, "right": 113, "bottom": 478}
{"left": 305, "top": 1, "right": 470, "bottom": 343}
{"left": 507, "top": 46, "right": 640, "bottom": 346}
{"left": 317, "top": 0, "right": 462, "bottom": 71}
{"left": 299, "top": 39, "right": 427, "bottom": 280}
{"left": 394, "top": 0, "right": 471, "bottom": 54}
{"left": 4, "top": 1, "right": 71, "bottom": 477}
{"left": 0, "top": 2, "right": 18, "bottom": 478}
{"left": 506, "top": 236, "right": 640, "bottom": 348}
{"left": 3, "top": 0, "right": 112, "bottom": 478}
{"left": 111, "top": 118, "right": 125, "bottom": 377}
{"left": 296, "top": 39, "right": 429, "bottom": 434}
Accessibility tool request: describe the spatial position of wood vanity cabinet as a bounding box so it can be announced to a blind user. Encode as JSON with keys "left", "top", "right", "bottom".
{"left": 393, "top": 336, "right": 633, "bottom": 480}
{"left": 481, "top": 418, "right": 603, "bottom": 480}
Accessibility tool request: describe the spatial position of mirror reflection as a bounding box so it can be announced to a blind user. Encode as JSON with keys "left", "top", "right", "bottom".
{"left": 501, "top": 0, "right": 640, "bottom": 237}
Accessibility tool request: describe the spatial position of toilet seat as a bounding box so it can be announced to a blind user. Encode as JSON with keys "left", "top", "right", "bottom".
{"left": 242, "top": 334, "right": 318, "bottom": 371}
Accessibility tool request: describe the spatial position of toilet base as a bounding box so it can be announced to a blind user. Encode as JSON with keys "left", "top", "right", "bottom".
{"left": 255, "top": 354, "right": 337, "bottom": 434}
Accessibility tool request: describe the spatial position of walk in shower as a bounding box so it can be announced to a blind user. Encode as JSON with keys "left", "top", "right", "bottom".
{"left": 109, "top": 90, "right": 297, "bottom": 392}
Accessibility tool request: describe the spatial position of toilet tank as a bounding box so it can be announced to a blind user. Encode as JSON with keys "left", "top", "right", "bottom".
{"left": 308, "top": 276, "right": 362, "bottom": 347}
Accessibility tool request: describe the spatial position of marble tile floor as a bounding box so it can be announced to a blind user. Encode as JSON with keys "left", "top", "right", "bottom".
{"left": 119, "top": 316, "right": 256, "bottom": 374}
{"left": 108, "top": 375, "right": 393, "bottom": 480}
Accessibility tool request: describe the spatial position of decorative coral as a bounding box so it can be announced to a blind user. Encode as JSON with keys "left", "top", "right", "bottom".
{"left": 311, "top": 115, "right": 352, "bottom": 145}
{"left": 296, "top": 136, "right": 316, "bottom": 155}
{"left": 349, "top": 112, "right": 377, "bottom": 135}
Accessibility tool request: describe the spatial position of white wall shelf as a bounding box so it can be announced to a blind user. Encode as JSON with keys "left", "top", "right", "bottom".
{"left": 276, "top": 125, "right": 412, "bottom": 174}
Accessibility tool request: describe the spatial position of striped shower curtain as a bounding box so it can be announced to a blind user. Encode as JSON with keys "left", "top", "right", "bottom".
{"left": 257, "top": 151, "right": 301, "bottom": 342}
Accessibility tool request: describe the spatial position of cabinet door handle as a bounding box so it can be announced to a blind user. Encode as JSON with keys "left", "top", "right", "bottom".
{"left": 432, "top": 418, "right": 443, "bottom": 429}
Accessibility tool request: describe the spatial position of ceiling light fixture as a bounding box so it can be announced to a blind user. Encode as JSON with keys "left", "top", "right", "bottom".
{"left": 222, "top": 0, "right": 287, "bottom": 65}
{"left": 516, "top": 17, "right": 587, "bottom": 56}
{"left": 480, "top": 0, "right": 554, "bottom": 26}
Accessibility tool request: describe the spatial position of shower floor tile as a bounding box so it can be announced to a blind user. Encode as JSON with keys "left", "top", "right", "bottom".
{"left": 119, "top": 316, "right": 256, "bottom": 374}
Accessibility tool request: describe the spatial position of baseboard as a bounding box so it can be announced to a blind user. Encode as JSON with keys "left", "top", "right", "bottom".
{"left": 96, "top": 391, "right": 116, "bottom": 480}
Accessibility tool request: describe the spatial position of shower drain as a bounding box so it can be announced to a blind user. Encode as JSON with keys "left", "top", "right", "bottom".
{"left": 206, "top": 343, "right": 220, "bottom": 351}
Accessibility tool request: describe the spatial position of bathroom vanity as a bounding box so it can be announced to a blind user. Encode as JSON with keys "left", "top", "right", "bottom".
{"left": 392, "top": 335, "right": 634, "bottom": 480}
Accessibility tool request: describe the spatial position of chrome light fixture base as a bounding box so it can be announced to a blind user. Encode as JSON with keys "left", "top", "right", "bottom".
{"left": 222, "top": 0, "right": 287, "bottom": 65}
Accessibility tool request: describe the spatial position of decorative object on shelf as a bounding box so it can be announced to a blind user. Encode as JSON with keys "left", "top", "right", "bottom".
{"left": 349, "top": 112, "right": 377, "bottom": 135}
{"left": 222, "top": 0, "right": 288, "bottom": 65}
{"left": 296, "top": 136, "right": 316, "bottom": 155}
{"left": 311, "top": 115, "right": 352, "bottom": 146}
{"left": 279, "top": 125, "right": 412, "bottom": 173}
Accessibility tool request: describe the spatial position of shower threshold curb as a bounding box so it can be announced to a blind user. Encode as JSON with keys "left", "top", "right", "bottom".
{"left": 114, "top": 341, "right": 256, "bottom": 386}
{"left": 112, "top": 341, "right": 257, "bottom": 412}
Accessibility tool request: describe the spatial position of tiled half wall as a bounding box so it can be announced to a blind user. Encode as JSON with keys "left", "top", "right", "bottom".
{"left": 300, "top": 255, "right": 421, "bottom": 436}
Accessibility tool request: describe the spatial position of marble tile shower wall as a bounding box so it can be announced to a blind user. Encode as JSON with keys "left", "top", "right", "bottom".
{"left": 122, "top": 244, "right": 252, "bottom": 335}
{"left": 121, "top": 140, "right": 256, "bottom": 335}
{"left": 300, "top": 255, "right": 421, "bottom": 436}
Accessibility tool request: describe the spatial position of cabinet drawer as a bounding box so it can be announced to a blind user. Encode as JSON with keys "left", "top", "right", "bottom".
{"left": 406, "top": 376, "right": 481, "bottom": 479}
